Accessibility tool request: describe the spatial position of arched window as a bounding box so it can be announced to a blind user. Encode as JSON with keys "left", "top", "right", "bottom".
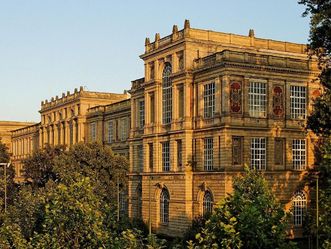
{"left": 160, "top": 188, "right": 170, "bottom": 224}
{"left": 203, "top": 191, "right": 213, "bottom": 215}
{"left": 162, "top": 63, "right": 172, "bottom": 124}
{"left": 292, "top": 191, "right": 307, "bottom": 227}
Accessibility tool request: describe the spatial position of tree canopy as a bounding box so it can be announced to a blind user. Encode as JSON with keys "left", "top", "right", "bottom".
{"left": 188, "top": 169, "right": 296, "bottom": 249}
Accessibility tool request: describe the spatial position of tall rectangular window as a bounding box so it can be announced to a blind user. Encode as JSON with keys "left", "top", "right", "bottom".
{"left": 149, "top": 143, "right": 153, "bottom": 171}
{"left": 250, "top": 137, "right": 266, "bottom": 170}
{"left": 138, "top": 100, "right": 145, "bottom": 128}
{"left": 119, "top": 118, "right": 128, "bottom": 141}
{"left": 150, "top": 94, "right": 155, "bottom": 123}
{"left": 249, "top": 82, "right": 267, "bottom": 118}
{"left": 204, "top": 137, "right": 214, "bottom": 171}
{"left": 108, "top": 121, "right": 113, "bottom": 143}
{"left": 90, "top": 122, "right": 96, "bottom": 142}
{"left": 137, "top": 145, "right": 143, "bottom": 172}
{"left": 177, "top": 140, "right": 183, "bottom": 170}
{"left": 290, "top": 86, "right": 306, "bottom": 119}
{"left": 293, "top": 139, "right": 306, "bottom": 170}
{"left": 162, "top": 141, "right": 170, "bottom": 171}
{"left": 204, "top": 83, "right": 215, "bottom": 118}
{"left": 178, "top": 85, "right": 184, "bottom": 119}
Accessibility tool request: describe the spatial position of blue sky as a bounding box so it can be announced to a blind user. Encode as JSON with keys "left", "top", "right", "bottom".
{"left": 0, "top": 0, "right": 309, "bottom": 122}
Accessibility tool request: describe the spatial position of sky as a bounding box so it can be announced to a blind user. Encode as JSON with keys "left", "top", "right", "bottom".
{"left": 0, "top": 0, "right": 310, "bottom": 122}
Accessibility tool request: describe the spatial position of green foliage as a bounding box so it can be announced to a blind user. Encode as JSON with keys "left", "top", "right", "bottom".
{"left": 299, "top": 1, "right": 331, "bottom": 247}
{"left": 23, "top": 144, "right": 65, "bottom": 187}
{"left": 29, "top": 177, "right": 114, "bottom": 248}
{"left": 0, "top": 138, "right": 10, "bottom": 163}
{"left": 299, "top": 0, "right": 331, "bottom": 137}
{"left": 0, "top": 142, "right": 133, "bottom": 248}
{"left": 0, "top": 138, "right": 16, "bottom": 214}
{"left": 53, "top": 142, "right": 128, "bottom": 203}
{"left": 182, "top": 214, "right": 210, "bottom": 246}
{"left": 189, "top": 169, "right": 296, "bottom": 249}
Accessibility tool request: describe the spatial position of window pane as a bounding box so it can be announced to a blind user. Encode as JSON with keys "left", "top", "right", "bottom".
{"left": 249, "top": 82, "right": 267, "bottom": 118}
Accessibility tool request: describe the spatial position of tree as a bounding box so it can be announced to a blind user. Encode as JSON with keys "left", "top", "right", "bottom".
{"left": 299, "top": 1, "right": 331, "bottom": 247}
{"left": 0, "top": 138, "right": 16, "bottom": 215}
{"left": 299, "top": 0, "right": 331, "bottom": 137}
{"left": 53, "top": 142, "right": 128, "bottom": 203}
{"left": 188, "top": 169, "right": 296, "bottom": 249}
{"left": 0, "top": 142, "right": 131, "bottom": 248}
{"left": 23, "top": 144, "right": 65, "bottom": 187}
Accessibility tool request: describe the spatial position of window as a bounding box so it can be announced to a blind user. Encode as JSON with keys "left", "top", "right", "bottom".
{"left": 178, "top": 53, "right": 184, "bottom": 71}
{"left": 250, "top": 137, "right": 266, "bottom": 170}
{"left": 178, "top": 85, "right": 184, "bottom": 119}
{"left": 162, "top": 141, "right": 170, "bottom": 171}
{"left": 249, "top": 82, "right": 267, "bottom": 118}
{"left": 90, "top": 122, "right": 96, "bottom": 142}
{"left": 160, "top": 188, "right": 170, "bottom": 224}
{"left": 137, "top": 145, "right": 143, "bottom": 172}
{"left": 149, "top": 143, "right": 153, "bottom": 170}
{"left": 290, "top": 86, "right": 306, "bottom": 119}
{"left": 150, "top": 93, "right": 155, "bottom": 123}
{"left": 274, "top": 138, "right": 285, "bottom": 165}
{"left": 108, "top": 121, "right": 113, "bottom": 143}
{"left": 293, "top": 139, "right": 306, "bottom": 170}
{"left": 69, "top": 121, "right": 73, "bottom": 145}
{"left": 204, "top": 83, "right": 215, "bottom": 118}
{"left": 120, "top": 118, "right": 128, "bottom": 141}
{"left": 177, "top": 140, "right": 183, "bottom": 170}
{"left": 204, "top": 137, "right": 213, "bottom": 171}
{"left": 203, "top": 191, "right": 213, "bottom": 215}
{"left": 57, "top": 123, "right": 61, "bottom": 144}
{"left": 232, "top": 136, "right": 243, "bottom": 165}
{"left": 292, "top": 191, "right": 307, "bottom": 227}
{"left": 162, "top": 63, "right": 172, "bottom": 124}
{"left": 138, "top": 100, "right": 145, "bottom": 128}
{"left": 149, "top": 62, "right": 155, "bottom": 80}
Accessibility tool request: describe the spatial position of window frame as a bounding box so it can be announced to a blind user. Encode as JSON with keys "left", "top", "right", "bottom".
{"left": 203, "top": 82, "right": 216, "bottom": 119}
{"left": 292, "top": 139, "right": 306, "bottom": 170}
{"left": 292, "top": 191, "right": 307, "bottom": 227}
{"left": 160, "top": 188, "right": 170, "bottom": 225}
{"left": 162, "top": 63, "right": 173, "bottom": 124}
{"left": 162, "top": 141, "right": 170, "bottom": 172}
{"left": 249, "top": 81, "right": 267, "bottom": 118}
{"left": 203, "top": 191, "right": 213, "bottom": 215}
{"left": 290, "top": 85, "right": 306, "bottom": 119}
{"left": 204, "top": 137, "right": 214, "bottom": 171}
{"left": 250, "top": 137, "right": 267, "bottom": 170}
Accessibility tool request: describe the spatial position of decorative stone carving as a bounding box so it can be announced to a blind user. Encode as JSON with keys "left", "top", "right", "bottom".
{"left": 230, "top": 81, "right": 242, "bottom": 114}
{"left": 199, "top": 182, "right": 207, "bottom": 192}
{"left": 273, "top": 86, "right": 284, "bottom": 117}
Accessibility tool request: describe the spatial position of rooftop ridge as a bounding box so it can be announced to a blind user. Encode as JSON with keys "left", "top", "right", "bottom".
{"left": 41, "top": 86, "right": 129, "bottom": 110}
{"left": 143, "top": 20, "right": 307, "bottom": 56}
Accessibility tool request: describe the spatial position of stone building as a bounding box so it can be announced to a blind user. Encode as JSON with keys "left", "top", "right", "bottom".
{"left": 2, "top": 20, "right": 320, "bottom": 239}
{"left": 127, "top": 20, "right": 320, "bottom": 238}
{"left": 0, "top": 121, "right": 35, "bottom": 153}
{"left": 86, "top": 98, "right": 131, "bottom": 157}
{"left": 11, "top": 123, "right": 40, "bottom": 181}
{"left": 10, "top": 87, "right": 129, "bottom": 178}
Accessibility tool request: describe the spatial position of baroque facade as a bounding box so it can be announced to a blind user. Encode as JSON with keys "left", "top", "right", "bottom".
{"left": 127, "top": 20, "right": 319, "bottom": 238}
{"left": 9, "top": 87, "right": 129, "bottom": 181}
{"left": 3, "top": 20, "right": 320, "bottom": 238}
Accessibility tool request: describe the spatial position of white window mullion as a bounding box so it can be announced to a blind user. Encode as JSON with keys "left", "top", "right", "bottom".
{"left": 250, "top": 137, "right": 266, "bottom": 170}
